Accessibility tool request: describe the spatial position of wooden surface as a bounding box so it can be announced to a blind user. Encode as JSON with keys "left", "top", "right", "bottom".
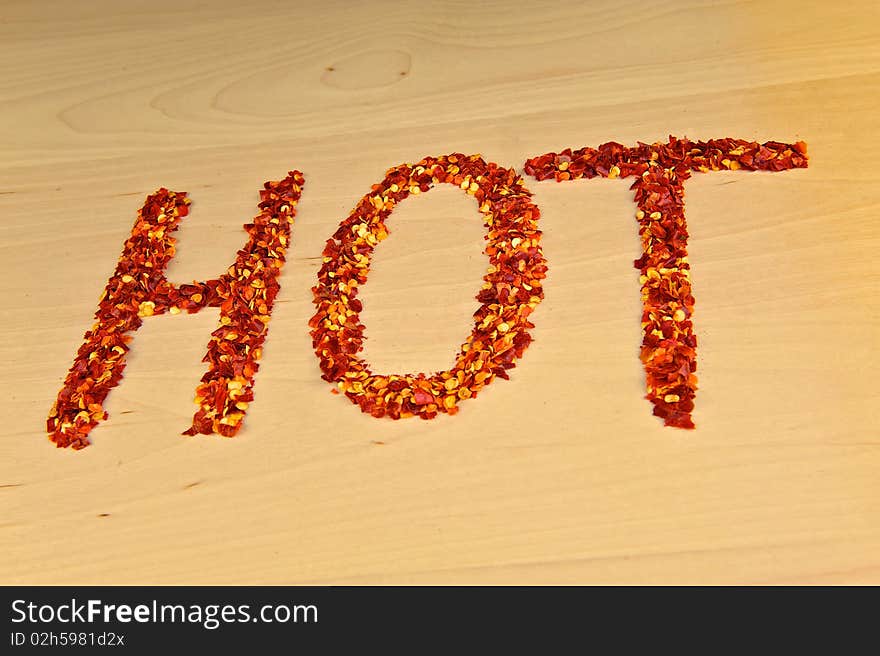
{"left": 2, "top": 0, "right": 878, "bottom": 584}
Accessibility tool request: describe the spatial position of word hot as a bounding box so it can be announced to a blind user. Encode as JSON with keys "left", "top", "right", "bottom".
{"left": 47, "top": 137, "right": 807, "bottom": 449}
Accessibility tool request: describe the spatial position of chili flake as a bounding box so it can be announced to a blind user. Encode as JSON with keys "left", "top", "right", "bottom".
{"left": 47, "top": 172, "right": 305, "bottom": 448}
{"left": 309, "top": 154, "right": 548, "bottom": 420}
{"left": 524, "top": 137, "right": 807, "bottom": 429}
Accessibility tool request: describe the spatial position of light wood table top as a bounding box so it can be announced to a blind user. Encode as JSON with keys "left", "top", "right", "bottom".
{"left": 2, "top": 0, "right": 877, "bottom": 584}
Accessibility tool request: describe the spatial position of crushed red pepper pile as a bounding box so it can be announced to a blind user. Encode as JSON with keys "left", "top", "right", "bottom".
{"left": 524, "top": 137, "right": 808, "bottom": 428}
{"left": 309, "top": 153, "right": 548, "bottom": 420}
{"left": 47, "top": 137, "right": 808, "bottom": 448}
{"left": 47, "top": 172, "right": 305, "bottom": 448}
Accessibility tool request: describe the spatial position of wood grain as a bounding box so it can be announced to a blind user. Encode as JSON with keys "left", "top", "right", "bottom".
{"left": 1, "top": 0, "right": 877, "bottom": 584}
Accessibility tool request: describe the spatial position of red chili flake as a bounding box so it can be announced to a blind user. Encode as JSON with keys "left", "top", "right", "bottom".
{"left": 524, "top": 137, "right": 808, "bottom": 429}
{"left": 47, "top": 172, "right": 305, "bottom": 449}
{"left": 309, "top": 154, "right": 548, "bottom": 420}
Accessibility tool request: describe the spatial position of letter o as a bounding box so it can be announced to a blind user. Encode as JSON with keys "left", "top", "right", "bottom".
{"left": 309, "top": 153, "right": 547, "bottom": 419}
